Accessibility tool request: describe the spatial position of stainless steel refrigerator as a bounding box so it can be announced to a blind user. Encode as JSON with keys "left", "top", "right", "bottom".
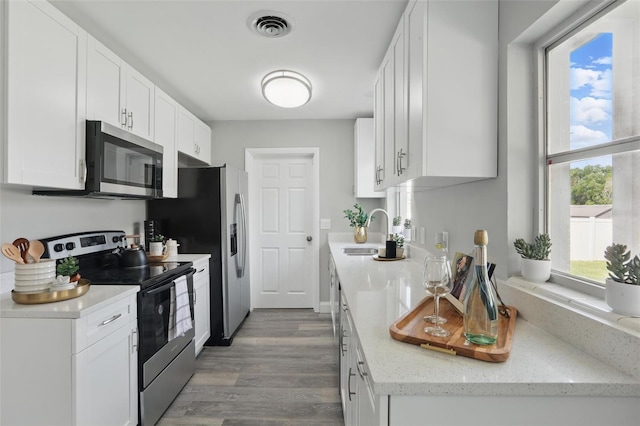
{"left": 147, "top": 164, "right": 250, "bottom": 345}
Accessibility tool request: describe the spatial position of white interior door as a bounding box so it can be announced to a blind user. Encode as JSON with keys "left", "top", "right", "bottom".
{"left": 247, "top": 149, "right": 319, "bottom": 309}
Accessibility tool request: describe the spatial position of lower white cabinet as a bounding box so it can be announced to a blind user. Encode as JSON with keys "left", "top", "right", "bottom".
{"left": 329, "top": 253, "right": 340, "bottom": 343}
{"left": 0, "top": 292, "right": 138, "bottom": 426}
{"left": 193, "top": 257, "right": 211, "bottom": 355}
{"left": 339, "top": 293, "right": 388, "bottom": 426}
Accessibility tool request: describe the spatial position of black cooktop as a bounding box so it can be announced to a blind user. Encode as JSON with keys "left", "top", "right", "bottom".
{"left": 82, "top": 261, "right": 193, "bottom": 288}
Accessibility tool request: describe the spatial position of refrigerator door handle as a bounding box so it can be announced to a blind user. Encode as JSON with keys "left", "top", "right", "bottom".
{"left": 236, "top": 193, "right": 247, "bottom": 278}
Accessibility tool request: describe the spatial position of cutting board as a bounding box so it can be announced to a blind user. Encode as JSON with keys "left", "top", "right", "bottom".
{"left": 389, "top": 296, "right": 517, "bottom": 362}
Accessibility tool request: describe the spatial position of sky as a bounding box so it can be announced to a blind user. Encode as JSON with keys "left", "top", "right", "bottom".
{"left": 569, "top": 32, "right": 613, "bottom": 167}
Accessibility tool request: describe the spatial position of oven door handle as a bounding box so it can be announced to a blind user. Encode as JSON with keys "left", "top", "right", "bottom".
{"left": 144, "top": 269, "right": 194, "bottom": 296}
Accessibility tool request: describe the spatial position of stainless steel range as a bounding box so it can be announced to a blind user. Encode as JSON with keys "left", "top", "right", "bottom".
{"left": 41, "top": 230, "right": 196, "bottom": 426}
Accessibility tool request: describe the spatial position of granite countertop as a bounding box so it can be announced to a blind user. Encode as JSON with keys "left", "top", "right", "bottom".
{"left": 328, "top": 234, "right": 640, "bottom": 397}
{"left": 0, "top": 285, "right": 138, "bottom": 319}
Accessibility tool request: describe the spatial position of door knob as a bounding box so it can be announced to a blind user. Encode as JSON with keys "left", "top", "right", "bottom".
{"left": 306, "top": 236, "right": 313, "bottom": 242}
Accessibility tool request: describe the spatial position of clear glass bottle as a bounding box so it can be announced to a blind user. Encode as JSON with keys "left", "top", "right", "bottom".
{"left": 463, "top": 230, "right": 499, "bottom": 345}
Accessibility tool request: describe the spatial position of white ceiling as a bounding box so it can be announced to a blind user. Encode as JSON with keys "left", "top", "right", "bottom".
{"left": 51, "top": 0, "right": 408, "bottom": 122}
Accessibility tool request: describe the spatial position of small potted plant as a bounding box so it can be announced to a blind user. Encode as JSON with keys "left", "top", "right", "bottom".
{"left": 56, "top": 255, "right": 80, "bottom": 282}
{"left": 343, "top": 204, "right": 370, "bottom": 243}
{"left": 148, "top": 234, "right": 166, "bottom": 257}
{"left": 604, "top": 244, "right": 640, "bottom": 317}
{"left": 403, "top": 218, "right": 412, "bottom": 241}
{"left": 392, "top": 216, "right": 403, "bottom": 236}
{"left": 513, "top": 233, "right": 552, "bottom": 282}
{"left": 394, "top": 234, "right": 405, "bottom": 258}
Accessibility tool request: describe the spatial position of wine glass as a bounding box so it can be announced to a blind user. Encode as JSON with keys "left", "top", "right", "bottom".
{"left": 422, "top": 254, "right": 453, "bottom": 337}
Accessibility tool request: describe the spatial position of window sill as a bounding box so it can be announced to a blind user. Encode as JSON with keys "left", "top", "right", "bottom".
{"left": 501, "top": 276, "right": 639, "bottom": 379}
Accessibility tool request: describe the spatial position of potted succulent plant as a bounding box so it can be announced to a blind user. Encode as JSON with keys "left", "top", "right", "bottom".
{"left": 513, "top": 233, "right": 552, "bottom": 282}
{"left": 392, "top": 216, "right": 403, "bottom": 236}
{"left": 604, "top": 244, "right": 640, "bottom": 317}
{"left": 394, "top": 234, "right": 405, "bottom": 258}
{"left": 56, "top": 255, "right": 80, "bottom": 282}
{"left": 343, "top": 204, "right": 370, "bottom": 243}
{"left": 403, "top": 219, "right": 412, "bottom": 241}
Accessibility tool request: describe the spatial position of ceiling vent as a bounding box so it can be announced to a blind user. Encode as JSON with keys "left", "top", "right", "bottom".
{"left": 248, "top": 11, "right": 294, "bottom": 38}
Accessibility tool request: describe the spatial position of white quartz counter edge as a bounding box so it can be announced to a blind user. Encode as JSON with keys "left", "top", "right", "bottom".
{"left": 0, "top": 285, "right": 139, "bottom": 319}
{"left": 329, "top": 239, "right": 640, "bottom": 397}
{"left": 164, "top": 253, "right": 211, "bottom": 263}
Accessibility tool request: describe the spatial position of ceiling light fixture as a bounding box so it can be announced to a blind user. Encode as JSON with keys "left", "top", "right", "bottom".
{"left": 261, "top": 70, "right": 312, "bottom": 108}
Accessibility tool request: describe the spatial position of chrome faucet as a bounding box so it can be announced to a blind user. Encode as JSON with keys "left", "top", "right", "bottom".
{"left": 365, "top": 208, "right": 390, "bottom": 236}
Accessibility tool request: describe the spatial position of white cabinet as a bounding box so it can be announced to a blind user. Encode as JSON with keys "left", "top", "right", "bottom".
{"left": 1, "top": 292, "right": 138, "bottom": 426}
{"left": 405, "top": 0, "right": 498, "bottom": 187}
{"left": 3, "top": 0, "right": 87, "bottom": 189}
{"left": 339, "top": 294, "right": 356, "bottom": 425}
{"left": 373, "top": 72, "right": 385, "bottom": 190}
{"left": 87, "top": 35, "right": 155, "bottom": 141}
{"left": 193, "top": 257, "right": 211, "bottom": 355}
{"left": 178, "top": 107, "right": 211, "bottom": 165}
{"left": 375, "top": 0, "right": 498, "bottom": 190}
{"left": 154, "top": 87, "right": 179, "bottom": 198}
{"left": 339, "top": 293, "right": 388, "bottom": 426}
{"left": 329, "top": 253, "right": 340, "bottom": 342}
{"left": 354, "top": 118, "right": 385, "bottom": 198}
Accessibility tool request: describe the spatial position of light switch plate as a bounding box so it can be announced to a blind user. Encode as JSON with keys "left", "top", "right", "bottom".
{"left": 320, "top": 219, "right": 331, "bottom": 230}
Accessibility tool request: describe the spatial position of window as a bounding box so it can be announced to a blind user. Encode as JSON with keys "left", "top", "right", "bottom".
{"left": 544, "top": 0, "right": 639, "bottom": 288}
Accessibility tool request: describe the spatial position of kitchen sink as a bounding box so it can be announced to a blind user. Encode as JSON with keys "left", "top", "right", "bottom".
{"left": 342, "top": 247, "right": 378, "bottom": 256}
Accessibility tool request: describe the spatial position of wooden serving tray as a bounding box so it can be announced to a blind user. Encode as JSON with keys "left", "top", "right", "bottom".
{"left": 12, "top": 279, "right": 90, "bottom": 305}
{"left": 389, "top": 296, "right": 517, "bottom": 362}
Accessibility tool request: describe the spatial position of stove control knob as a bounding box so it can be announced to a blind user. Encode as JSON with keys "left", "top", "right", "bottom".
{"left": 65, "top": 242, "right": 75, "bottom": 251}
{"left": 54, "top": 243, "right": 64, "bottom": 252}
{"left": 112, "top": 236, "right": 121, "bottom": 243}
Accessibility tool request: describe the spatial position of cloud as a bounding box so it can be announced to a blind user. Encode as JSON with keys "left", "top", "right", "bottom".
{"left": 593, "top": 56, "right": 612, "bottom": 65}
{"left": 571, "top": 67, "right": 612, "bottom": 98}
{"left": 571, "top": 96, "right": 611, "bottom": 125}
{"left": 570, "top": 125, "right": 610, "bottom": 149}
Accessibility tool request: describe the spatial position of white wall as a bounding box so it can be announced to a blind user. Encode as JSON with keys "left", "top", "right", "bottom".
{"left": 210, "top": 119, "right": 383, "bottom": 304}
{"left": 0, "top": 185, "right": 145, "bottom": 274}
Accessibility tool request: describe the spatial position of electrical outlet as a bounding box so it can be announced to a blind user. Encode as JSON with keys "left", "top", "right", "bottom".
{"left": 320, "top": 219, "right": 331, "bottom": 230}
{"left": 419, "top": 227, "right": 426, "bottom": 244}
{"left": 435, "top": 231, "right": 449, "bottom": 252}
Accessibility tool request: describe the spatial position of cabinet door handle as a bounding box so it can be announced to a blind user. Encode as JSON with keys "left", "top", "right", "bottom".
{"left": 79, "top": 159, "right": 87, "bottom": 184}
{"left": 397, "top": 149, "right": 406, "bottom": 175}
{"left": 100, "top": 313, "right": 122, "bottom": 326}
{"left": 127, "top": 112, "right": 134, "bottom": 130}
{"left": 357, "top": 360, "right": 367, "bottom": 379}
{"left": 121, "top": 108, "right": 127, "bottom": 127}
{"left": 348, "top": 367, "right": 356, "bottom": 401}
{"left": 194, "top": 288, "right": 197, "bottom": 306}
{"left": 132, "top": 328, "right": 138, "bottom": 353}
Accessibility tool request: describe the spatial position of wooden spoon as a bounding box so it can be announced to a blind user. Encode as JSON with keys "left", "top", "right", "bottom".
{"left": 12, "top": 238, "right": 30, "bottom": 263}
{"left": 1, "top": 243, "right": 25, "bottom": 264}
{"left": 28, "top": 240, "right": 45, "bottom": 263}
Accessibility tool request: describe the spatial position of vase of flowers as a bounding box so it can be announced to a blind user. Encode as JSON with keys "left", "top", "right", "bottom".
{"left": 344, "top": 204, "right": 370, "bottom": 244}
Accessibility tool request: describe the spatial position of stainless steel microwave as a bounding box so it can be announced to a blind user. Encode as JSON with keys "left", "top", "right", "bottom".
{"left": 35, "top": 121, "right": 163, "bottom": 199}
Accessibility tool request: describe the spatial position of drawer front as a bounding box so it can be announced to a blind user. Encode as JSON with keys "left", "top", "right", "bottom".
{"left": 85, "top": 295, "right": 135, "bottom": 348}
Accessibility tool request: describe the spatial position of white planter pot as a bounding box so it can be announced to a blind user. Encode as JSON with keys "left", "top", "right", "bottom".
{"left": 521, "top": 258, "right": 551, "bottom": 283}
{"left": 392, "top": 226, "right": 403, "bottom": 236}
{"left": 403, "top": 228, "right": 412, "bottom": 241}
{"left": 605, "top": 278, "right": 640, "bottom": 317}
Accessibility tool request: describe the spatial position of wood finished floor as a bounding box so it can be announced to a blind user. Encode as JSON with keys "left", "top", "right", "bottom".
{"left": 158, "top": 309, "right": 344, "bottom": 426}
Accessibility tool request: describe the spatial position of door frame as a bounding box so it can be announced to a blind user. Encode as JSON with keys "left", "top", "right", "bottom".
{"left": 245, "top": 147, "right": 320, "bottom": 312}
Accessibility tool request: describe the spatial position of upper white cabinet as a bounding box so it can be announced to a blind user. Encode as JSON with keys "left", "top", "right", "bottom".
{"left": 354, "top": 118, "right": 385, "bottom": 198}
{"left": 87, "top": 35, "right": 155, "bottom": 141}
{"left": 375, "top": 0, "right": 498, "bottom": 190}
{"left": 154, "top": 87, "right": 179, "bottom": 198}
{"left": 178, "top": 107, "right": 211, "bottom": 165}
{"left": 3, "top": 0, "right": 87, "bottom": 190}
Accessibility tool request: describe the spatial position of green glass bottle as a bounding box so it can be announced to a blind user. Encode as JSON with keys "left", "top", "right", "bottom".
{"left": 463, "top": 230, "right": 498, "bottom": 345}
